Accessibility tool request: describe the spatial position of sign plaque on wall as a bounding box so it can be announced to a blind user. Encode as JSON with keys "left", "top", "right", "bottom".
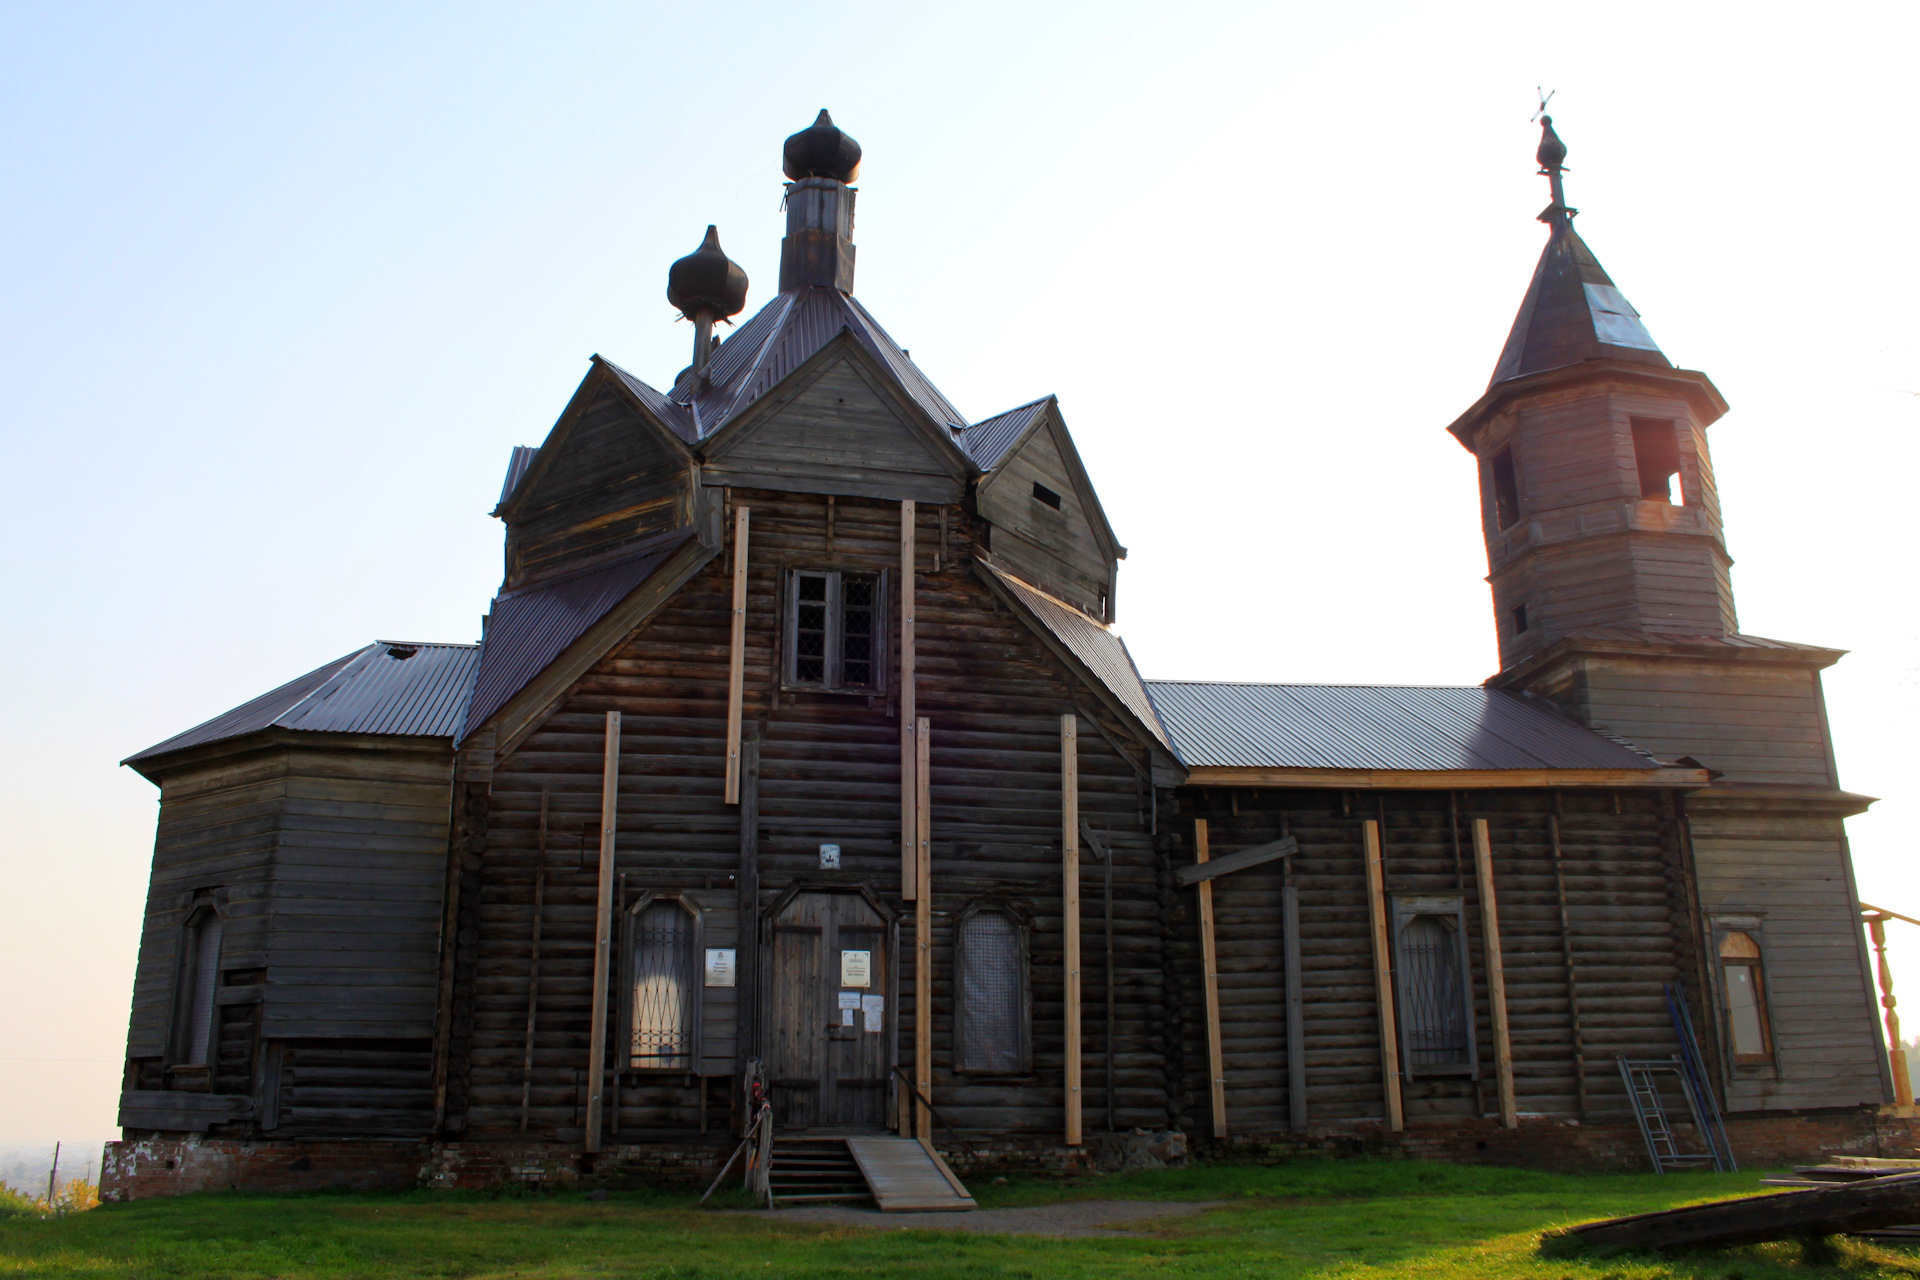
{"left": 818, "top": 843, "right": 841, "bottom": 869}
{"left": 704, "top": 948, "right": 736, "bottom": 987}
{"left": 840, "top": 949, "right": 871, "bottom": 987}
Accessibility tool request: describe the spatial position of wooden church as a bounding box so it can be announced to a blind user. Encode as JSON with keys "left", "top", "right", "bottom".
{"left": 102, "top": 112, "right": 1889, "bottom": 1200}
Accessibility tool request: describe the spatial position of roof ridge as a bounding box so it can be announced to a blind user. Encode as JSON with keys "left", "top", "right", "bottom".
{"left": 1143, "top": 678, "right": 1491, "bottom": 690}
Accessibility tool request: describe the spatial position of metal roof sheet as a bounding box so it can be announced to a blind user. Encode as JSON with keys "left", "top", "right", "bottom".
{"left": 126, "top": 641, "right": 480, "bottom": 765}
{"left": 460, "top": 530, "right": 694, "bottom": 742}
{"left": 962, "top": 397, "right": 1050, "bottom": 470}
{"left": 497, "top": 445, "right": 541, "bottom": 509}
{"left": 1491, "top": 222, "right": 1671, "bottom": 387}
{"left": 603, "top": 360, "right": 695, "bottom": 442}
{"left": 983, "top": 562, "right": 1169, "bottom": 750}
{"left": 665, "top": 287, "right": 966, "bottom": 438}
{"left": 1143, "top": 680, "right": 1656, "bottom": 772}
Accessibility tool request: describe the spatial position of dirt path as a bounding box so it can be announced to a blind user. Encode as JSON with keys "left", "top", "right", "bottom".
{"left": 740, "top": 1199, "right": 1223, "bottom": 1237}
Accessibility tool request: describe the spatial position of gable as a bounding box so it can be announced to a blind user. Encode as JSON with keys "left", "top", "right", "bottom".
{"left": 701, "top": 351, "right": 967, "bottom": 504}
{"left": 976, "top": 412, "right": 1117, "bottom": 620}
{"left": 506, "top": 378, "right": 693, "bottom": 587}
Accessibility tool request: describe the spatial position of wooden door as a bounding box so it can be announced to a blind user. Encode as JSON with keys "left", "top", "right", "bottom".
{"left": 767, "top": 891, "right": 891, "bottom": 1131}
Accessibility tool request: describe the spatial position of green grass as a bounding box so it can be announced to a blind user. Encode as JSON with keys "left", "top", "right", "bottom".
{"left": 3, "top": 1159, "right": 1918, "bottom": 1278}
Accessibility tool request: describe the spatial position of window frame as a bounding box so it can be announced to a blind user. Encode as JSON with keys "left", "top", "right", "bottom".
{"left": 952, "top": 899, "right": 1033, "bottom": 1077}
{"left": 618, "top": 891, "right": 705, "bottom": 1073}
{"left": 1630, "top": 416, "right": 1686, "bottom": 504}
{"left": 1389, "top": 894, "right": 1479, "bottom": 1080}
{"left": 781, "top": 567, "right": 889, "bottom": 695}
{"left": 168, "top": 895, "right": 227, "bottom": 1070}
{"left": 1711, "top": 918, "right": 1778, "bottom": 1069}
{"left": 1489, "top": 447, "right": 1522, "bottom": 530}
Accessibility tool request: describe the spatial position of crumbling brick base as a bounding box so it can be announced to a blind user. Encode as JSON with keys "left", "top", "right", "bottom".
{"left": 99, "top": 1137, "right": 427, "bottom": 1202}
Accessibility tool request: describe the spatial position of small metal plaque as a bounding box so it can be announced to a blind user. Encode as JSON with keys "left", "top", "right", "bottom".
{"left": 705, "top": 948, "right": 736, "bottom": 987}
{"left": 819, "top": 843, "right": 841, "bottom": 869}
{"left": 840, "top": 949, "right": 871, "bottom": 987}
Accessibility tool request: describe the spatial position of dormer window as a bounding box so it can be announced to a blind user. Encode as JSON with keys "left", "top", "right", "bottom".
{"left": 785, "top": 569, "right": 887, "bottom": 693}
{"left": 1631, "top": 418, "right": 1684, "bottom": 503}
{"left": 1490, "top": 449, "right": 1521, "bottom": 530}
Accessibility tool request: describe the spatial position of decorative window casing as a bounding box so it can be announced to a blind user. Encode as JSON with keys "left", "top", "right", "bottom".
{"left": 1390, "top": 895, "right": 1478, "bottom": 1079}
{"left": 621, "top": 894, "right": 703, "bottom": 1071}
{"left": 784, "top": 569, "right": 886, "bottom": 693}
{"left": 954, "top": 903, "right": 1031, "bottom": 1075}
{"left": 1716, "top": 925, "right": 1775, "bottom": 1065}
{"left": 171, "top": 899, "right": 226, "bottom": 1067}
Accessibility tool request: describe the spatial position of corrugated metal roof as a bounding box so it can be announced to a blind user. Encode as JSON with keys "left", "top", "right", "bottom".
{"left": 664, "top": 287, "right": 966, "bottom": 438}
{"left": 497, "top": 445, "right": 541, "bottom": 509}
{"left": 1144, "top": 681, "right": 1657, "bottom": 772}
{"left": 603, "top": 360, "right": 695, "bottom": 442}
{"left": 983, "top": 562, "right": 1169, "bottom": 750}
{"left": 461, "top": 530, "right": 694, "bottom": 742}
{"left": 126, "top": 641, "right": 481, "bottom": 766}
{"left": 962, "top": 397, "right": 1050, "bottom": 470}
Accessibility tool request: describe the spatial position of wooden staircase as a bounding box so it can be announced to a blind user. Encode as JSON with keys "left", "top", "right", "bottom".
{"left": 767, "top": 1138, "right": 872, "bottom": 1205}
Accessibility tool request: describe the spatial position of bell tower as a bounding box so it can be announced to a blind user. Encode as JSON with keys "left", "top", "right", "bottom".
{"left": 1449, "top": 116, "right": 1737, "bottom": 672}
{"left": 1446, "top": 116, "right": 1888, "bottom": 1115}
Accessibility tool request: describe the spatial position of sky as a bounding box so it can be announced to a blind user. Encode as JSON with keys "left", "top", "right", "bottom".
{"left": 1, "top": 0, "right": 1915, "bottom": 1146}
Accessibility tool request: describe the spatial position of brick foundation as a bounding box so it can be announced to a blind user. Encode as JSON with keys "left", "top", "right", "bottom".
{"left": 100, "top": 1107, "right": 1920, "bottom": 1200}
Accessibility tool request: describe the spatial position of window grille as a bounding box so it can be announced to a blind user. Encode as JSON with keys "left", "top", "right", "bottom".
{"left": 629, "top": 901, "right": 697, "bottom": 1069}
{"left": 1390, "top": 896, "right": 1477, "bottom": 1078}
{"left": 956, "top": 907, "right": 1029, "bottom": 1073}
{"left": 784, "top": 569, "right": 885, "bottom": 693}
{"left": 1718, "top": 929, "right": 1773, "bottom": 1062}
{"left": 175, "top": 906, "right": 223, "bottom": 1066}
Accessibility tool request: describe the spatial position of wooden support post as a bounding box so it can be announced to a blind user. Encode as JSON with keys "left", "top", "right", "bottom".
{"left": 914, "top": 717, "right": 932, "bottom": 1142}
{"left": 1195, "top": 818, "right": 1226, "bottom": 1139}
{"left": 1866, "top": 914, "right": 1914, "bottom": 1106}
{"left": 520, "top": 791, "right": 548, "bottom": 1132}
{"left": 737, "top": 734, "right": 760, "bottom": 1130}
{"left": 1548, "top": 798, "right": 1587, "bottom": 1117}
{"left": 724, "top": 506, "right": 749, "bottom": 805}
{"left": 1473, "top": 818, "right": 1517, "bottom": 1128}
{"left": 901, "top": 500, "right": 918, "bottom": 899}
{"left": 1362, "top": 817, "right": 1403, "bottom": 1132}
{"left": 1062, "top": 715, "right": 1082, "bottom": 1145}
{"left": 585, "top": 710, "right": 620, "bottom": 1151}
{"left": 1282, "top": 816, "right": 1307, "bottom": 1131}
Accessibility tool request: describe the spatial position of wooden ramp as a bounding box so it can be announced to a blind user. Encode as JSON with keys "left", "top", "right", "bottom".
{"left": 844, "top": 1137, "right": 977, "bottom": 1212}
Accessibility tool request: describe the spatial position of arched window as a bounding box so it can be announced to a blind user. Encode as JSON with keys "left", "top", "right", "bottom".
{"left": 955, "top": 906, "right": 1029, "bottom": 1074}
{"left": 174, "top": 905, "right": 224, "bottom": 1066}
{"left": 1719, "top": 930, "right": 1773, "bottom": 1062}
{"left": 627, "top": 898, "right": 699, "bottom": 1070}
{"left": 1390, "top": 895, "right": 1477, "bottom": 1078}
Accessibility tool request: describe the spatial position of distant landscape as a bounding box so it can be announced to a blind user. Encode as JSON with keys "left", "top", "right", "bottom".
{"left": 0, "top": 1144, "right": 108, "bottom": 1198}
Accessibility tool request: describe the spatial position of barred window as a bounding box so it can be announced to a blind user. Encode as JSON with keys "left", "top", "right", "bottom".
{"left": 1719, "top": 930, "right": 1773, "bottom": 1062}
{"left": 628, "top": 900, "right": 698, "bottom": 1070}
{"left": 1390, "top": 896, "right": 1477, "bottom": 1078}
{"left": 174, "top": 905, "right": 224, "bottom": 1066}
{"left": 785, "top": 569, "right": 885, "bottom": 693}
{"left": 955, "top": 906, "right": 1029, "bottom": 1074}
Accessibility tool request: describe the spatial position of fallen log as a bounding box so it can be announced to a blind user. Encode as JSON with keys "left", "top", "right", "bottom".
{"left": 1546, "top": 1170, "right": 1920, "bottom": 1253}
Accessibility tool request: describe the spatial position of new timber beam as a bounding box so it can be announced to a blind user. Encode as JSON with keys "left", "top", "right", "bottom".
{"left": 724, "top": 506, "right": 749, "bottom": 805}
{"left": 585, "top": 710, "right": 621, "bottom": 1152}
{"left": 1062, "top": 714, "right": 1082, "bottom": 1146}
{"left": 1194, "top": 818, "right": 1226, "bottom": 1139}
{"left": 901, "top": 501, "right": 918, "bottom": 899}
{"left": 1473, "top": 818, "right": 1518, "bottom": 1128}
{"left": 1362, "top": 818, "right": 1404, "bottom": 1132}
{"left": 914, "top": 717, "right": 932, "bottom": 1142}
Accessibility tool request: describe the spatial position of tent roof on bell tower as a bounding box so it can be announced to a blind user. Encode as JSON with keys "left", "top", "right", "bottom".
{"left": 1489, "top": 116, "right": 1673, "bottom": 387}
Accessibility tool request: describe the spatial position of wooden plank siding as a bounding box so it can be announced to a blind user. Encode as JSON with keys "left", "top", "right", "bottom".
{"left": 976, "top": 419, "right": 1116, "bottom": 622}
{"left": 1575, "top": 660, "right": 1837, "bottom": 789}
{"left": 1163, "top": 788, "right": 1691, "bottom": 1134}
{"left": 448, "top": 490, "right": 1160, "bottom": 1142}
{"left": 1689, "top": 810, "right": 1886, "bottom": 1111}
{"left": 504, "top": 383, "right": 691, "bottom": 589}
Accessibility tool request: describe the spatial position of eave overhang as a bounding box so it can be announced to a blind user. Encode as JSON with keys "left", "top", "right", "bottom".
{"left": 1446, "top": 359, "right": 1730, "bottom": 452}
{"left": 1488, "top": 631, "right": 1848, "bottom": 692}
{"left": 1180, "top": 765, "right": 1708, "bottom": 790}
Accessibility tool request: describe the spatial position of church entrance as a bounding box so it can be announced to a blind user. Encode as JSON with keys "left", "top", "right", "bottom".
{"left": 765, "top": 887, "right": 896, "bottom": 1132}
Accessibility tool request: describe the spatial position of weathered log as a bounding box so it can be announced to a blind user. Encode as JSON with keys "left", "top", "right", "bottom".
{"left": 1549, "top": 1171, "right": 1920, "bottom": 1252}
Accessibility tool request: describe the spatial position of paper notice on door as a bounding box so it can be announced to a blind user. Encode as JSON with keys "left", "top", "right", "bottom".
{"left": 837, "top": 990, "right": 862, "bottom": 1011}
{"left": 862, "top": 994, "right": 884, "bottom": 1034}
{"left": 841, "top": 1006, "right": 857, "bottom": 1026}
{"left": 840, "top": 949, "right": 872, "bottom": 987}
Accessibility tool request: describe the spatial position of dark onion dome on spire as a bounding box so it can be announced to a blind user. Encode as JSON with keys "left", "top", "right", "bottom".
{"left": 666, "top": 226, "right": 749, "bottom": 320}
{"left": 1488, "top": 117, "right": 1670, "bottom": 387}
{"left": 783, "top": 109, "right": 861, "bottom": 183}
{"left": 1535, "top": 114, "right": 1568, "bottom": 171}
